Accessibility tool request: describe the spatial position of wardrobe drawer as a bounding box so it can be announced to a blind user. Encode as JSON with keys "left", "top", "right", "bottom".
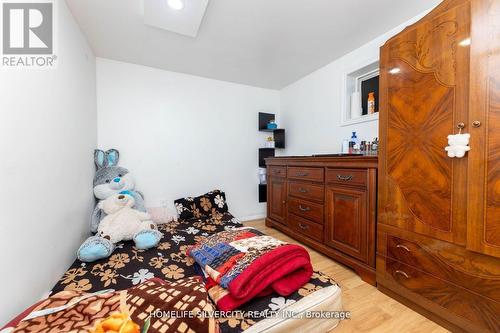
{"left": 288, "top": 181, "right": 324, "bottom": 202}
{"left": 287, "top": 197, "right": 324, "bottom": 224}
{"left": 386, "top": 235, "right": 500, "bottom": 302}
{"left": 385, "top": 258, "right": 500, "bottom": 333}
{"left": 288, "top": 167, "right": 324, "bottom": 182}
{"left": 269, "top": 166, "right": 286, "bottom": 178}
{"left": 326, "top": 168, "right": 367, "bottom": 187}
{"left": 288, "top": 213, "right": 323, "bottom": 243}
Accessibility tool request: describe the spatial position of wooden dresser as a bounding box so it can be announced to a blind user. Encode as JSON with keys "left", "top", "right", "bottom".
{"left": 265, "top": 155, "right": 378, "bottom": 284}
{"left": 378, "top": 0, "right": 500, "bottom": 332}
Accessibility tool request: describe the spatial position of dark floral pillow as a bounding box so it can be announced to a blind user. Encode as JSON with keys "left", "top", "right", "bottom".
{"left": 174, "top": 190, "right": 228, "bottom": 220}
{"left": 174, "top": 196, "right": 196, "bottom": 220}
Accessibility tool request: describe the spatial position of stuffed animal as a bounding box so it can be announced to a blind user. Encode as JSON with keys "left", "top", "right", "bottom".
{"left": 445, "top": 133, "right": 470, "bottom": 158}
{"left": 91, "top": 149, "right": 145, "bottom": 232}
{"left": 77, "top": 149, "right": 162, "bottom": 262}
{"left": 96, "top": 193, "right": 161, "bottom": 247}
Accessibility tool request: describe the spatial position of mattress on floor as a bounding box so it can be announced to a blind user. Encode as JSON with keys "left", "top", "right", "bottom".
{"left": 245, "top": 283, "right": 343, "bottom": 333}
{"left": 51, "top": 212, "right": 341, "bottom": 333}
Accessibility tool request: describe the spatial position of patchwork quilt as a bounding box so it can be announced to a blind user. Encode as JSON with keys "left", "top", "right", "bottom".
{"left": 6, "top": 278, "right": 219, "bottom": 333}
{"left": 48, "top": 213, "right": 337, "bottom": 332}
{"left": 188, "top": 227, "right": 313, "bottom": 311}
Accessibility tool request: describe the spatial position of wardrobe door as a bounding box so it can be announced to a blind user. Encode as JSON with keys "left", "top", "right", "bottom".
{"left": 378, "top": 2, "right": 470, "bottom": 245}
{"left": 467, "top": 0, "right": 500, "bottom": 258}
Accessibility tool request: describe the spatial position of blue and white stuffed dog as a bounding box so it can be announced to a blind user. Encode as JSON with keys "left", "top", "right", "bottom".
{"left": 77, "top": 149, "right": 162, "bottom": 262}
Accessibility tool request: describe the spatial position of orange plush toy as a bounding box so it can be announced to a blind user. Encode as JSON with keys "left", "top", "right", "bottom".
{"left": 91, "top": 312, "right": 142, "bottom": 333}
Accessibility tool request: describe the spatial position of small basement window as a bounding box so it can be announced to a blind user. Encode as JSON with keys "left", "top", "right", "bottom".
{"left": 341, "top": 60, "right": 379, "bottom": 126}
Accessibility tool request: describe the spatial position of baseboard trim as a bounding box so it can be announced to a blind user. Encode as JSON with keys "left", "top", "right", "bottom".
{"left": 237, "top": 214, "right": 266, "bottom": 222}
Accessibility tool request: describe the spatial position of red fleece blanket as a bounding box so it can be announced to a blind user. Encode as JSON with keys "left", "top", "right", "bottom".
{"left": 187, "top": 227, "right": 313, "bottom": 311}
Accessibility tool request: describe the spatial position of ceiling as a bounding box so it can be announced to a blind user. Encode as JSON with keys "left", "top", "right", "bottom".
{"left": 66, "top": 0, "right": 441, "bottom": 89}
{"left": 143, "top": 0, "right": 209, "bottom": 37}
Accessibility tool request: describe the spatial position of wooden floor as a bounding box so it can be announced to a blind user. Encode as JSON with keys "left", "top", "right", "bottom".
{"left": 244, "top": 219, "right": 449, "bottom": 333}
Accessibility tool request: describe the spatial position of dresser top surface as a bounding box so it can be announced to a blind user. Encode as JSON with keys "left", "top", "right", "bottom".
{"left": 265, "top": 154, "right": 378, "bottom": 167}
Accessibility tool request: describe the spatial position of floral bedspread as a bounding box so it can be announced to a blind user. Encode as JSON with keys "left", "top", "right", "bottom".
{"left": 51, "top": 213, "right": 338, "bottom": 332}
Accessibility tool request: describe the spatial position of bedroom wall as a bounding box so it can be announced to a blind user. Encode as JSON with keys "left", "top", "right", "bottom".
{"left": 97, "top": 58, "right": 280, "bottom": 220}
{"left": 0, "top": 2, "right": 97, "bottom": 325}
{"left": 279, "top": 12, "right": 429, "bottom": 155}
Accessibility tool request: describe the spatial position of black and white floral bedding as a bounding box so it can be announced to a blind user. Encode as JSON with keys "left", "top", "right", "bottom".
{"left": 51, "top": 212, "right": 338, "bottom": 332}
{"left": 174, "top": 189, "right": 229, "bottom": 220}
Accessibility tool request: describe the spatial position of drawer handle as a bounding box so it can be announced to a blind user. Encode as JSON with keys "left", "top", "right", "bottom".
{"left": 296, "top": 172, "right": 309, "bottom": 177}
{"left": 298, "top": 205, "right": 311, "bottom": 212}
{"left": 337, "top": 174, "right": 353, "bottom": 181}
{"left": 394, "top": 270, "right": 410, "bottom": 279}
{"left": 298, "top": 187, "right": 309, "bottom": 193}
{"left": 298, "top": 223, "right": 309, "bottom": 230}
{"left": 396, "top": 244, "right": 411, "bottom": 252}
{"left": 274, "top": 170, "right": 282, "bottom": 174}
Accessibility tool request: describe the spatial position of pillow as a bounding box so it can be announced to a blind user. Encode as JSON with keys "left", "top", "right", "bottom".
{"left": 175, "top": 189, "right": 228, "bottom": 220}
{"left": 174, "top": 196, "right": 196, "bottom": 220}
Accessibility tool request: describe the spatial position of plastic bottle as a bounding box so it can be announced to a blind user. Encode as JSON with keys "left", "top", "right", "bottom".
{"left": 368, "top": 92, "right": 375, "bottom": 114}
{"left": 371, "top": 137, "right": 379, "bottom": 154}
{"left": 360, "top": 141, "right": 366, "bottom": 153}
{"left": 342, "top": 139, "right": 349, "bottom": 153}
{"left": 349, "top": 132, "right": 359, "bottom": 154}
{"left": 350, "top": 132, "right": 359, "bottom": 145}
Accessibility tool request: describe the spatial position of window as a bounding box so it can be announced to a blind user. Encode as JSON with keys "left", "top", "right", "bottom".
{"left": 341, "top": 60, "right": 379, "bottom": 126}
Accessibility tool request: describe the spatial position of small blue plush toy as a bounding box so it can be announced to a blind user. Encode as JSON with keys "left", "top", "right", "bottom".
{"left": 77, "top": 149, "right": 162, "bottom": 262}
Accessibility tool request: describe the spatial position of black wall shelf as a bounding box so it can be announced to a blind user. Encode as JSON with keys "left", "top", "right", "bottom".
{"left": 258, "top": 184, "right": 267, "bottom": 203}
{"left": 259, "top": 148, "right": 275, "bottom": 168}
{"left": 258, "top": 112, "right": 285, "bottom": 203}
{"left": 259, "top": 112, "right": 276, "bottom": 131}
{"left": 273, "top": 129, "right": 285, "bottom": 148}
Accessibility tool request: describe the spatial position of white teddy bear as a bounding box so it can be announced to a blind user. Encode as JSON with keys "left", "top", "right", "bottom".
{"left": 97, "top": 193, "right": 161, "bottom": 247}
{"left": 445, "top": 133, "right": 471, "bottom": 158}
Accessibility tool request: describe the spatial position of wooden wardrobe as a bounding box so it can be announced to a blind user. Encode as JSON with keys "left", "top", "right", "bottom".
{"left": 377, "top": 0, "right": 500, "bottom": 332}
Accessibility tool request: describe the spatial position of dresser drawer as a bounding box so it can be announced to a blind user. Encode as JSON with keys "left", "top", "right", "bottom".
{"left": 385, "top": 258, "right": 500, "bottom": 332}
{"left": 288, "top": 197, "right": 323, "bottom": 224}
{"left": 288, "top": 167, "right": 324, "bottom": 182}
{"left": 386, "top": 234, "right": 500, "bottom": 302}
{"left": 326, "top": 168, "right": 367, "bottom": 187}
{"left": 288, "top": 213, "right": 323, "bottom": 242}
{"left": 269, "top": 166, "right": 286, "bottom": 178}
{"left": 288, "top": 181, "right": 324, "bottom": 202}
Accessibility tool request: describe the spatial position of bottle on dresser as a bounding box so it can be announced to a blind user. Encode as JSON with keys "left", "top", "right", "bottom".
{"left": 342, "top": 139, "right": 350, "bottom": 153}
{"left": 371, "top": 137, "right": 378, "bottom": 155}
{"left": 349, "top": 131, "right": 360, "bottom": 153}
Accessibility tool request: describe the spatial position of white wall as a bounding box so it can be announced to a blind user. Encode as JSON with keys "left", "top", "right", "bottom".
{"left": 97, "top": 58, "right": 280, "bottom": 220}
{"left": 0, "top": 2, "right": 97, "bottom": 325}
{"left": 280, "top": 13, "right": 429, "bottom": 156}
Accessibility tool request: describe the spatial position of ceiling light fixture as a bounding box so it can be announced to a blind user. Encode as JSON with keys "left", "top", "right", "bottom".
{"left": 167, "top": 0, "right": 184, "bottom": 10}
{"left": 389, "top": 67, "right": 401, "bottom": 74}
